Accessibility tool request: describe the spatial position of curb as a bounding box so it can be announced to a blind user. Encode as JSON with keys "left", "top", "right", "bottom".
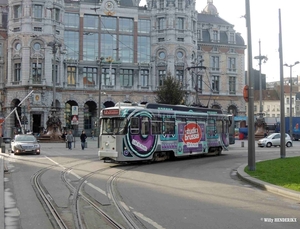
{"left": 0, "top": 156, "right": 4, "bottom": 229}
{"left": 237, "top": 164, "right": 300, "bottom": 201}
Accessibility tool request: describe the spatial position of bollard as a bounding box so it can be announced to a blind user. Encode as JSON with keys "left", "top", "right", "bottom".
{"left": 241, "top": 141, "right": 244, "bottom": 147}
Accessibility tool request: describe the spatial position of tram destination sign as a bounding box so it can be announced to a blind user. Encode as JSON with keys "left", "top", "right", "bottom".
{"left": 103, "top": 109, "right": 119, "bottom": 116}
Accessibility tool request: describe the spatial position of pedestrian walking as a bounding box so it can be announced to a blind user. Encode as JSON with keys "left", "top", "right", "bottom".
{"left": 66, "top": 130, "right": 74, "bottom": 150}
{"left": 91, "top": 130, "right": 94, "bottom": 140}
{"left": 80, "top": 130, "right": 87, "bottom": 150}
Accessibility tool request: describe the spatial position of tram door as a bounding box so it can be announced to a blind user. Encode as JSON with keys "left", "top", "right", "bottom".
{"left": 32, "top": 114, "right": 41, "bottom": 134}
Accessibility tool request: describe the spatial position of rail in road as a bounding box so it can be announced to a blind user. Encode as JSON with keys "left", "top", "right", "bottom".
{"left": 30, "top": 156, "right": 147, "bottom": 229}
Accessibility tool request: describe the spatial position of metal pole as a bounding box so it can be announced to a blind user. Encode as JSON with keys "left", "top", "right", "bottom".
{"left": 279, "top": 9, "right": 286, "bottom": 158}
{"left": 246, "top": 0, "right": 255, "bottom": 171}
{"left": 254, "top": 40, "right": 267, "bottom": 116}
{"left": 283, "top": 61, "right": 299, "bottom": 138}
{"left": 289, "top": 66, "right": 293, "bottom": 138}
{"left": 53, "top": 46, "right": 56, "bottom": 112}
{"left": 97, "top": 57, "right": 104, "bottom": 148}
{"left": 258, "top": 40, "right": 262, "bottom": 113}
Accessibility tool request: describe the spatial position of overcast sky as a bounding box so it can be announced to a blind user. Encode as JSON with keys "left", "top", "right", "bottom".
{"left": 140, "top": 0, "right": 300, "bottom": 82}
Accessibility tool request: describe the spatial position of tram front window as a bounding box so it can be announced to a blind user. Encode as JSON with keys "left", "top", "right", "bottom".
{"left": 102, "top": 118, "right": 127, "bottom": 135}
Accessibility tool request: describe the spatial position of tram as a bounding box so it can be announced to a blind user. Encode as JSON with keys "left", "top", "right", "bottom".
{"left": 98, "top": 103, "right": 232, "bottom": 162}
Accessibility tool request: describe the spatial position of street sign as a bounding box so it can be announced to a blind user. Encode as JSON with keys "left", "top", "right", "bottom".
{"left": 72, "top": 106, "right": 78, "bottom": 115}
{"left": 71, "top": 115, "right": 78, "bottom": 125}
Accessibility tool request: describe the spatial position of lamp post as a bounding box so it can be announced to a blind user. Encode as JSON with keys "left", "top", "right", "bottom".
{"left": 47, "top": 41, "right": 62, "bottom": 114}
{"left": 97, "top": 57, "right": 104, "bottom": 148}
{"left": 254, "top": 40, "right": 268, "bottom": 115}
{"left": 284, "top": 61, "right": 299, "bottom": 139}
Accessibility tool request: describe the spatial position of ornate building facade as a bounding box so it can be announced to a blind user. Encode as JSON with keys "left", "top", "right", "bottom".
{"left": 0, "top": 0, "right": 246, "bottom": 136}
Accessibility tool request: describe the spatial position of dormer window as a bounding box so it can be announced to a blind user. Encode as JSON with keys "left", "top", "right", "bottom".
{"left": 213, "top": 30, "right": 219, "bottom": 42}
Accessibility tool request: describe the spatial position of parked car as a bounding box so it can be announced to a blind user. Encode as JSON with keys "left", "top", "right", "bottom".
{"left": 11, "top": 134, "right": 41, "bottom": 155}
{"left": 257, "top": 133, "right": 293, "bottom": 148}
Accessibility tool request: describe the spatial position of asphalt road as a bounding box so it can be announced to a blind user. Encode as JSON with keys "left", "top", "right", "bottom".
{"left": 1, "top": 139, "right": 300, "bottom": 229}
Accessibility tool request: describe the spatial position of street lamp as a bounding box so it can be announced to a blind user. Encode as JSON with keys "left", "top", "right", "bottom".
{"left": 47, "top": 41, "right": 62, "bottom": 114}
{"left": 97, "top": 57, "right": 104, "bottom": 148}
{"left": 284, "top": 61, "right": 299, "bottom": 138}
{"left": 254, "top": 40, "right": 268, "bottom": 115}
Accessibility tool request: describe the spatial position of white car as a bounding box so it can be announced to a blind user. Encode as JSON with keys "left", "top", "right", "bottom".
{"left": 11, "top": 134, "right": 41, "bottom": 155}
{"left": 257, "top": 133, "right": 293, "bottom": 148}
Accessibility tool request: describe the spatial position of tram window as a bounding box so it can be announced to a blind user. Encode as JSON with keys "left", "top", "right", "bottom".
{"left": 141, "top": 117, "right": 150, "bottom": 135}
{"left": 216, "top": 120, "right": 222, "bottom": 133}
{"left": 151, "top": 117, "right": 162, "bottom": 134}
{"left": 130, "top": 117, "right": 140, "bottom": 134}
{"left": 164, "top": 118, "right": 175, "bottom": 134}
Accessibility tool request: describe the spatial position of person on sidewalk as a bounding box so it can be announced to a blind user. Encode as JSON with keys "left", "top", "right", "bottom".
{"left": 80, "top": 130, "right": 87, "bottom": 150}
{"left": 66, "top": 130, "right": 74, "bottom": 150}
{"left": 91, "top": 130, "right": 94, "bottom": 140}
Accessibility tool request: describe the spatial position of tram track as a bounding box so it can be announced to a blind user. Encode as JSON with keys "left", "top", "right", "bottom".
{"left": 29, "top": 156, "right": 147, "bottom": 229}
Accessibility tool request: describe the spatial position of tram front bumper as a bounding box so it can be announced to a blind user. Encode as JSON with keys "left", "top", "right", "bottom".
{"left": 98, "top": 150, "right": 118, "bottom": 161}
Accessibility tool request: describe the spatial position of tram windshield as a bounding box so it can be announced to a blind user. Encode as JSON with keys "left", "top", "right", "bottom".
{"left": 101, "top": 118, "right": 127, "bottom": 135}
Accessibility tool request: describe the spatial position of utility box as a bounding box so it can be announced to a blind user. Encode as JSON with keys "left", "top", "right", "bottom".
{"left": 3, "top": 138, "right": 11, "bottom": 153}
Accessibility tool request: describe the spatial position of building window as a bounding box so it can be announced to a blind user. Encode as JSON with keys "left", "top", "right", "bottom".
{"left": 64, "top": 31, "right": 79, "bottom": 60}
{"left": 159, "top": 0, "right": 164, "bottom": 8}
{"left": 14, "top": 63, "right": 21, "bottom": 81}
{"left": 176, "top": 17, "right": 184, "bottom": 31}
{"left": 13, "top": 5, "right": 22, "bottom": 19}
{"left": 119, "top": 18, "right": 133, "bottom": 33}
{"left": 210, "top": 56, "right": 219, "bottom": 71}
{"left": 119, "top": 35, "right": 134, "bottom": 63}
{"left": 140, "top": 69, "right": 149, "bottom": 87}
{"left": 102, "top": 68, "right": 116, "bottom": 86}
{"left": 213, "top": 30, "right": 218, "bottom": 42}
{"left": 101, "top": 34, "right": 117, "bottom": 60}
{"left": 159, "top": 70, "right": 166, "bottom": 86}
{"left": 67, "top": 67, "right": 76, "bottom": 85}
{"left": 177, "top": 51, "right": 184, "bottom": 59}
{"left": 229, "top": 76, "right": 236, "bottom": 94}
{"left": 193, "top": 74, "right": 202, "bottom": 93}
{"left": 178, "top": 0, "right": 183, "bottom": 9}
{"left": 138, "top": 19, "right": 151, "bottom": 33}
{"left": 32, "top": 63, "right": 42, "bottom": 83}
{"left": 211, "top": 75, "right": 219, "bottom": 93}
{"left": 120, "top": 69, "right": 133, "bottom": 87}
{"left": 50, "top": 8, "right": 60, "bottom": 21}
{"left": 83, "top": 33, "right": 98, "bottom": 61}
{"left": 228, "top": 57, "right": 236, "bottom": 72}
{"left": 176, "top": 69, "right": 184, "bottom": 84}
{"left": 286, "top": 97, "right": 289, "bottom": 104}
{"left": 33, "top": 5, "right": 42, "bottom": 19}
{"left": 229, "top": 33, "right": 235, "bottom": 43}
{"left": 101, "top": 16, "right": 117, "bottom": 31}
{"left": 64, "top": 13, "right": 79, "bottom": 28}
{"left": 158, "top": 18, "right": 165, "bottom": 31}
{"left": 138, "top": 36, "right": 151, "bottom": 63}
{"left": 83, "top": 67, "right": 97, "bottom": 86}
{"left": 158, "top": 51, "right": 166, "bottom": 59}
{"left": 84, "top": 15, "right": 98, "bottom": 29}
{"left": 15, "top": 43, "right": 21, "bottom": 51}
{"left": 254, "top": 105, "right": 257, "bottom": 112}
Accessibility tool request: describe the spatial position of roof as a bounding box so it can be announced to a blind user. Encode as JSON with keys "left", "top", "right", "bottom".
{"left": 197, "top": 13, "right": 233, "bottom": 26}
{"left": 254, "top": 89, "right": 279, "bottom": 101}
